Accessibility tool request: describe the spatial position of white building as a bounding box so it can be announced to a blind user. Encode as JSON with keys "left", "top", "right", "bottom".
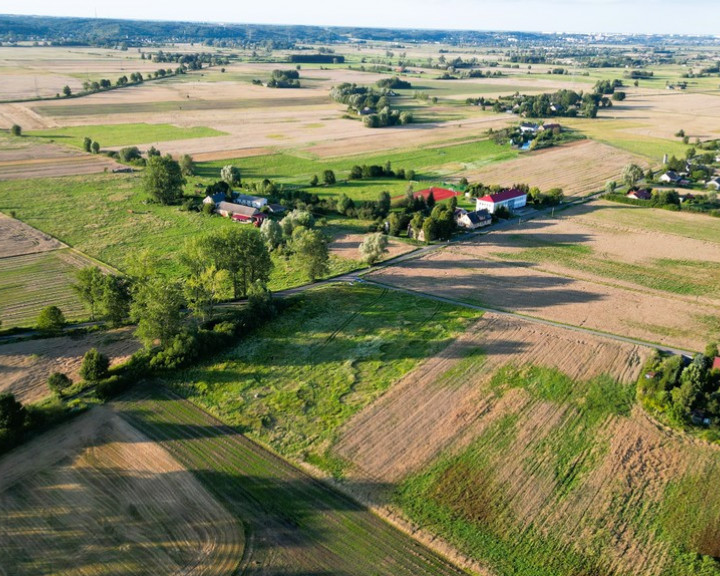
{"left": 235, "top": 193, "right": 268, "bottom": 210}
{"left": 475, "top": 189, "right": 528, "bottom": 214}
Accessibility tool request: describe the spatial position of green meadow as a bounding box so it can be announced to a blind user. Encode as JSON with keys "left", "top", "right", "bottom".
{"left": 27, "top": 123, "right": 226, "bottom": 148}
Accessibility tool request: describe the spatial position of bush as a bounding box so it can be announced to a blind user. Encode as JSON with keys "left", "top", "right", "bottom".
{"left": 149, "top": 332, "right": 199, "bottom": 370}
{"left": 47, "top": 372, "right": 72, "bottom": 396}
{"left": 37, "top": 306, "right": 66, "bottom": 331}
{"left": 10, "top": 124, "right": 21, "bottom": 136}
{"left": 80, "top": 348, "right": 110, "bottom": 382}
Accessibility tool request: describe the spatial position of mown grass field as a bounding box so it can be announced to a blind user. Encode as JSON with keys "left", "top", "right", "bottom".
{"left": 395, "top": 364, "right": 720, "bottom": 576}
{"left": 165, "top": 283, "right": 480, "bottom": 471}
{"left": 0, "top": 248, "right": 93, "bottom": 327}
{"left": 27, "top": 123, "right": 226, "bottom": 148}
{"left": 116, "top": 388, "right": 470, "bottom": 576}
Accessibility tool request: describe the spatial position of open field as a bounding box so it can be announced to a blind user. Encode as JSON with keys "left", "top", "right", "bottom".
{"left": 331, "top": 313, "right": 720, "bottom": 575}
{"left": 0, "top": 327, "right": 141, "bottom": 404}
{"left": 0, "top": 406, "right": 243, "bottom": 576}
{"left": 462, "top": 140, "right": 646, "bottom": 197}
{"left": 116, "top": 388, "right": 469, "bottom": 576}
{"left": 27, "top": 123, "right": 226, "bottom": 149}
{"left": 329, "top": 232, "right": 416, "bottom": 261}
{"left": 0, "top": 249, "right": 99, "bottom": 328}
{"left": 0, "top": 132, "right": 122, "bottom": 180}
{"left": 334, "top": 312, "right": 648, "bottom": 483}
{"left": 165, "top": 283, "right": 479, "bottom": 469}
{"left": 0, "top": 211, "right": 64, "bottom": 257}
{"left": 368, "top": 200, "right": 720, "bottom": 350}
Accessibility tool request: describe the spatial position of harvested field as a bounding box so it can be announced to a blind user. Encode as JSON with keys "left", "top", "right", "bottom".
{"left": 0, "top": 136, "right": 121, "bottom": 180}
{"left": 0, "top": 406, "right": 243, "bottom": 576}
{"left": 462, "top": 140, "right": 646, "bottom": 197}
{"left": 116, "top": 388, "right": 469, "bottom": 576}
{"left": 334, "top": 313, "right": 648, "bottom": 482}
{"left": 0, "top": 327, "right": 141, "bottom": 404}
{"left": 329, "top": 233, "right": 416, "bottom": 261}
{"left": 367, "top": 240, "right": 719, "bottom": 351}
{"left": 0, "top": 249, "right": 97, "bottom": 328}
{"left": 0, "top": 211, "right": 64, "bottom": 257}
{"left": 334, "top": 312, "right": 720, "bottom": 575}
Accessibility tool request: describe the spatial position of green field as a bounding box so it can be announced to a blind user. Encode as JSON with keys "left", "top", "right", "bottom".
{"left": 198, "top": 138, "right": 518, "bottom": 194}
{"left": 165, "top": 283, "right": 480, "bottom": 471}
{"left": 0, "top": 249, "right": 92, "bottom": 328}
{"left": 27, "top": 122, "right": 226, "bottom": 148}
{"left": 117, "top": 388, "right": 469, "bottom": 576}
{"left": 395, "top": 364, "right": 720, "bottom": 576}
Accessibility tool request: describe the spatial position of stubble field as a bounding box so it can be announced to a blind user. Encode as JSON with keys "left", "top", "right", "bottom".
{"left": 0, "top": 327, "right": 141, "bottom": 404}
{"left": 0, "top": 406, "right": 244, "bottom": 576}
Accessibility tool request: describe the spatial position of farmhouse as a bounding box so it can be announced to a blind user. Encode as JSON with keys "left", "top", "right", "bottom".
{"left": 203, "top": 191, "right": 228, "bottom": 205}
{"left": 215, "top": 201, "right": 265, "bottom": 224}
{"left": 627, "top": 189, "right": 652, "bottom": 200}
{"left": 540, "top": 123, "right": 561, "bottom": 132}
{"left": 235, "top": 193, "right": 268, "bottom": 210}
{"left": 476, "top": 188, "right": 528, "bottom": 214}
{"left": 455, "top": 208, "right": 492, "bottom": 229}
{"left": 659, "top": 171, "right": 681, "bottom": 184}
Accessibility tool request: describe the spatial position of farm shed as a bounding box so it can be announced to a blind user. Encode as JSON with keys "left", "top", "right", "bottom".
{"left": 216, "top": 201, "right": 260, "bottom": 222}
{"left": 475, "top": 189, "right": 527, "bottom": 214}
{"left": 235, "top": 193, "right": 268, "bottom": 210}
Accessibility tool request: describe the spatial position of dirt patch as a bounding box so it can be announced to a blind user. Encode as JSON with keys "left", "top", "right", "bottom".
{"left": 0, "top": 406, "right": 243, "bottom": 576}
{"left": 0, "top": 212, "right": 64, "bottom": 257}
{"left": 0, "top": 327, "right": 142, "bottom": 404}
{"left": 329, "top": 233, "right": 416, "bottom": 262}
{"left": 334, "top": 313, "right": 648, "bottom": 482}
{"left": 462, "top": 140, "right": 645, "bottom": 198}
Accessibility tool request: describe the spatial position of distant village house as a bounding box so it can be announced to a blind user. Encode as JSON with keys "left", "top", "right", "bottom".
{"left": 475, "top": 188, "right": 528, "bottom": 214}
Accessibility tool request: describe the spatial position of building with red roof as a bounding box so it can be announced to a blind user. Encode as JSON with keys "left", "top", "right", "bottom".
{"left": 475, "top": 188, "right": 528, "bottom": 214}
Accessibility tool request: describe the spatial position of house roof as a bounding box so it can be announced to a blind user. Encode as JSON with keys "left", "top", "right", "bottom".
{"left": 235, "top": 193, "right": 266, "bottom": 204}
{"left": 627, "top": 189, "right": 652, "bottom": 200}
{"left": 478, "top": 189, "right": 527, "bottom": 203}
{"left": 466, "top": 210, "right": 491, "bottom": 224}
{"left": 205, "top": 191, "right": 226, "bottom": 204}
{"left": 216, "top": 202, "right": 259, "bottom": 217}
{"left": 713, "top": 357, "right": 720, "bottom": 371}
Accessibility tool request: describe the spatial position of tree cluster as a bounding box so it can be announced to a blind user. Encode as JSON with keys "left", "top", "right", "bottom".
{"left": 330, "top": 83, "right": 412, "bottom": 128}
{"left": 348, "top": 161, "right": 415, "bottom": 181}
{"left": 639, "top": 345, "right": 720, "bottom": 428}
{"left": 376, "top": 76, "right": 411, "bottom": 89}
{"left": 267, "top": 69, "right": 300, "bottom": 88}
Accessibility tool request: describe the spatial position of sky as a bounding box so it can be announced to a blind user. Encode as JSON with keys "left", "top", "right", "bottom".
{"left": 1, "top": 0, "right": 717, "bottom": 36}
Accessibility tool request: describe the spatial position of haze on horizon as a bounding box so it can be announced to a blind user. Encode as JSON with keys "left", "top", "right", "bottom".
{"left": 1, "top": 0, "right": 717, "bottom": 36}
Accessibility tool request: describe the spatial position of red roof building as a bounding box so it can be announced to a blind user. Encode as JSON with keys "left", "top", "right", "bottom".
{"left": 475, "top": 188, "right": 528, "bottom": 214}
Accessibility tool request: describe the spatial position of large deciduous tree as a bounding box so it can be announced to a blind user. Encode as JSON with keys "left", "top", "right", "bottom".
{"left": 290, "top": 227, "right": 329, "bottom": 281}
{"left": 142, "top": 154, "right": 186, "bottom": 205}
{"left": 359, "top": 233, "right": 389, "bottom": 265}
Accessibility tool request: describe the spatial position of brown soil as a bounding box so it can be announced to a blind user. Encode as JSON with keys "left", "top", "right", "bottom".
{"left": 463, "top": 140, "right": 645, "bottom": 198}
{"left": 0, "top": 212, "right": 64, "bottom": 257}
{"left": 0, "top": 406, "right": 243, "bottom": 576}
{"left": 329, "top": 233, "right": 416, "bottom": 261}
{"left": 368, "top": 244, "right": 718, "bottom": 351}
{"left": 0, "top": 327, "right": 142, "bottom": 404}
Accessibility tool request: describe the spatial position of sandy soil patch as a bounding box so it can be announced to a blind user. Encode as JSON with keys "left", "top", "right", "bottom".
{"left": 0, "top": 327, "right": 142, "bottom": 404}
{"left": 0, "top": 406, "right": 243, "bottom": 576}
{"left": 329, "top": 233, "right": 416, "bottom": 261}
{"left": 334, "top": 313, "right": 647, "bottom": 483}
{"left": 0, "top": 212, "right": 64, "bottom": 257}
{"left": 463, "top": 139, "right": 645, "bottom": 197}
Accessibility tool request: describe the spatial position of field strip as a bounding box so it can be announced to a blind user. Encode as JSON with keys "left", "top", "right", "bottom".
{"left": 359, "top": 278, "right": 695, "bottom": 356}
{"left": 115, "top": 388, "right": 471, "bottom": 576}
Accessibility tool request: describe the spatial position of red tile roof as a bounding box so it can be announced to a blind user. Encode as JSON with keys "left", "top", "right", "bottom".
{"left": 478, "top": 188, "right": 526, "bottom": 203}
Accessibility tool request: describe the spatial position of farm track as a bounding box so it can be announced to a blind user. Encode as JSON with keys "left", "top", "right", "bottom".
{"left": 116, "top": 388, "right": 469, "bottom": 576}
